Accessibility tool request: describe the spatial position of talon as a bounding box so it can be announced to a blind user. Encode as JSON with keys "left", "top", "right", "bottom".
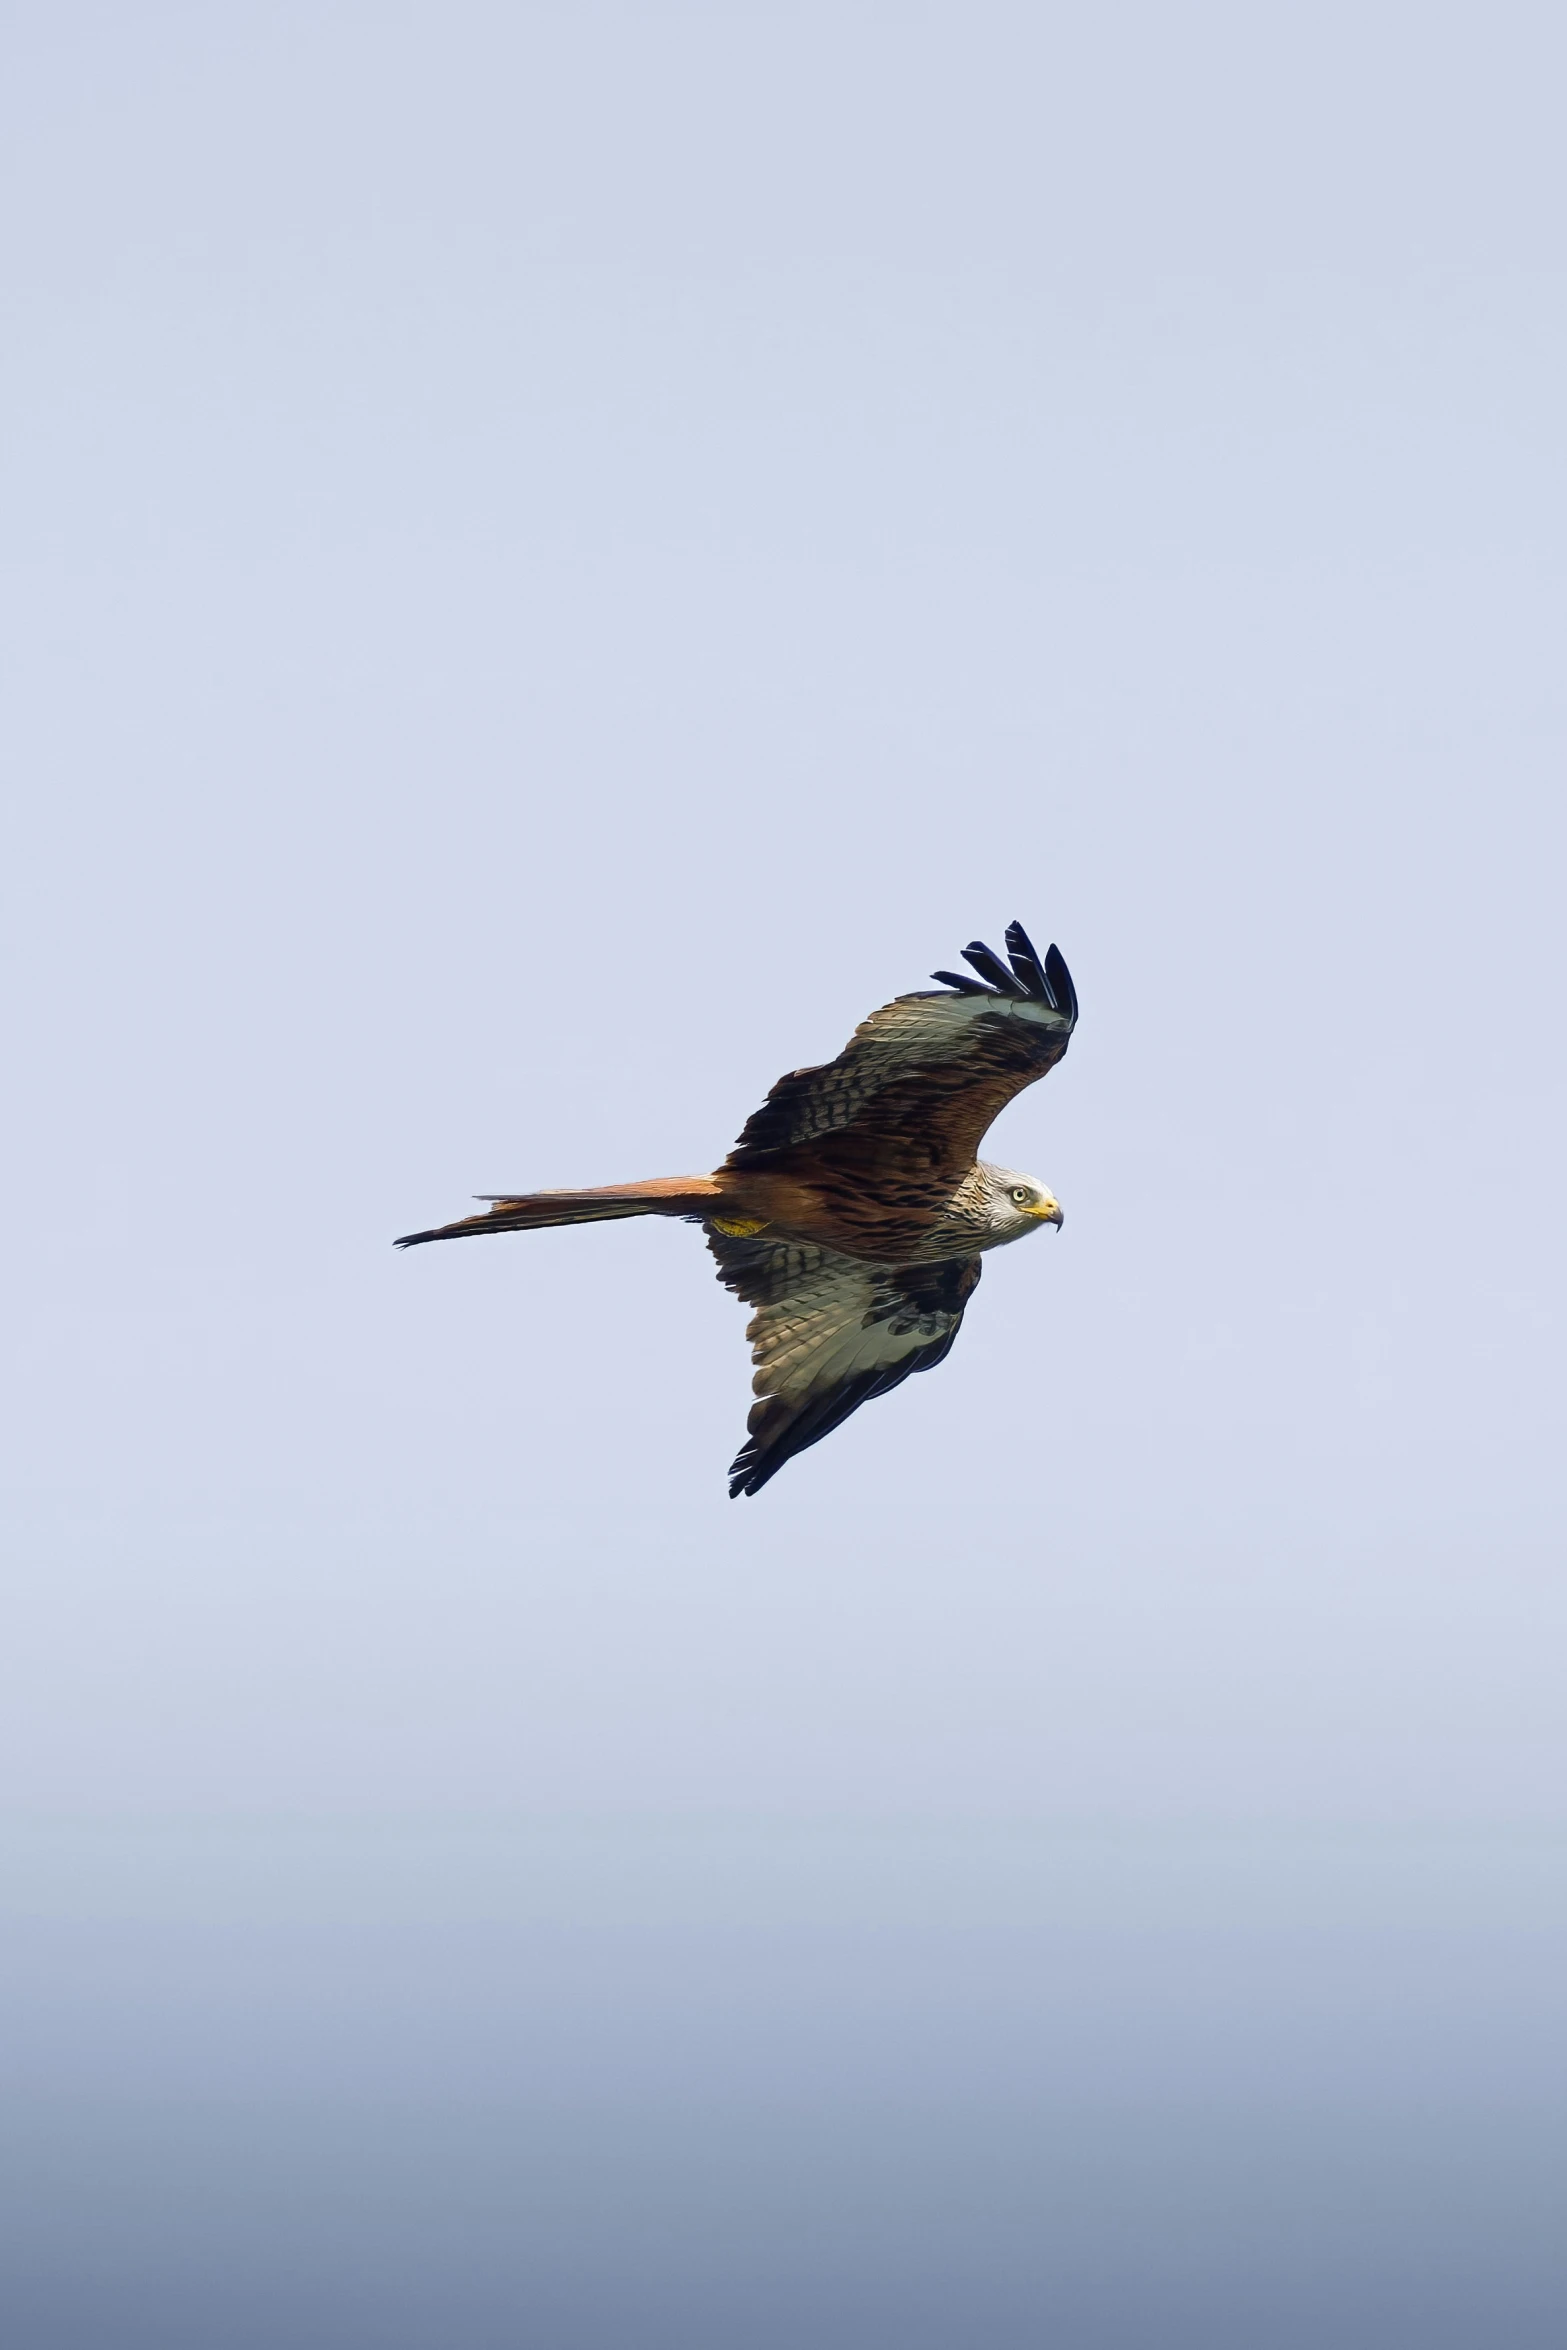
{"left": 712, "top": 1215, "right": 771, "bottom": 1238}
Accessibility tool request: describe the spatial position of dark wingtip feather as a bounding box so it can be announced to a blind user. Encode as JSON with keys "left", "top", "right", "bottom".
{"left": 930, "top": 968, "right": 995, "bottom": 995}
{"left": 1002, "top": 918, "right": 1051, "bottom": 1003}
{"left": 961, "top": 940, "right": 1029, "bottom": 996}
{"left": 728, "top": 1438, "right": 778, "bottom": 1498}
{"left": 1044, "top": 943, "right": 1078, "bottom": 1025}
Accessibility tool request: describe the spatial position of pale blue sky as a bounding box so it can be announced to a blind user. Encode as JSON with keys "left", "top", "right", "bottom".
{"left": 4, "top": 6, "right": 1565, "bottom": 2343}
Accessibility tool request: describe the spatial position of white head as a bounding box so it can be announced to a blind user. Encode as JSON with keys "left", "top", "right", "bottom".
{"left": 979, "top": 1160, "right": 1064, "bottom": 1242}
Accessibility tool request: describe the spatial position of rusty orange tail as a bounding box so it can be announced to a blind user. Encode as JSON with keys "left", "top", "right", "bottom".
{"left": 395, "top": 1175, "right": 720, "bottom": 1249}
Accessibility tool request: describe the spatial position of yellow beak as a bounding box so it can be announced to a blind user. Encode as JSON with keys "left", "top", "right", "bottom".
{"left": 1025, "top": 1197, "right": 1064, "bottom": 1227}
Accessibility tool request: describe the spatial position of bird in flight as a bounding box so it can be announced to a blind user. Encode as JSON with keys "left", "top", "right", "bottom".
{"left": 398, "top": 920, "right": 1077, "bottom": 1497}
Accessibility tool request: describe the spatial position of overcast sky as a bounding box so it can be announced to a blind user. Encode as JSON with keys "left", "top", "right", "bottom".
{"left": 4, "top": 6, "right": 1565, "bottom": 2344}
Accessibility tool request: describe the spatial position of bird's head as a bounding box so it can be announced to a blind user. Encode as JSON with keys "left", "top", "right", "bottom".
{"left": 980, "top": 1162, "right": 1064, "bottom": 1241}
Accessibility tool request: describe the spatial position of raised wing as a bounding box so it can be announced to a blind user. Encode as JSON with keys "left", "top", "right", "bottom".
{"left": 710, "top": 1228, "right": 983, "bottom": 1498}
{"left": 727, "top": 921, "right": 1076, "bottom": 1176}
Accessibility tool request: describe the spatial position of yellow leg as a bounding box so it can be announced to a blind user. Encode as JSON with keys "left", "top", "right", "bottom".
{"left": 711, "top": 1215, "right": 771, "bottom": 1238}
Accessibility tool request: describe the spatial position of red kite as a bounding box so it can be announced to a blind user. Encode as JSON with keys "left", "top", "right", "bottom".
{"left": 398, "top": 922, "right": 1076, "bottom": 1496}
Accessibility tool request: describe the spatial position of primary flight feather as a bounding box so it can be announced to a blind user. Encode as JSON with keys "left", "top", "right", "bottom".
{"left": 397, "top": 920, "right": 1078, "bottom": 1496}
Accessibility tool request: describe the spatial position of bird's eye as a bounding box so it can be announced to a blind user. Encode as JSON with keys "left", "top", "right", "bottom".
{"left": 1010, "top": 1186, "right": 1030, "bottom": 1205}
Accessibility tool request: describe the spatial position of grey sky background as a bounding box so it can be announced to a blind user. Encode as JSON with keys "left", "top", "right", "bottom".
{"left": 4, "top": 5, "right": 1565, "bottom": 2344}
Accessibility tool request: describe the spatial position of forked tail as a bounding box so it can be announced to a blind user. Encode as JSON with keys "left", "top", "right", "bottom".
{"left": 395, "top": 1175, "right": 720, "bottom": 1249}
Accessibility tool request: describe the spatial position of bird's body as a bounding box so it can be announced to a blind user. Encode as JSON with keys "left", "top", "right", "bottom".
{"left": 399, "top": 922, "right": 1077, "bottom": 1495}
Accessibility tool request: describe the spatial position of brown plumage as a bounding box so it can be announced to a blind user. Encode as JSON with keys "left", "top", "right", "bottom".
{"left": 398, "top": 921, "right": 1078, "bottom": 1496}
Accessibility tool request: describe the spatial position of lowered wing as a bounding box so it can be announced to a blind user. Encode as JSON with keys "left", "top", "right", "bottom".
{"left": 710, "top": 1227, "right": 983, "bottom": 1498}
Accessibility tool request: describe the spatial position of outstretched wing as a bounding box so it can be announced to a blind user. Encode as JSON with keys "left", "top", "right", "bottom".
{"left": 709, "top": 1229, "right": 983, "bottom": 1498}
{"left": 727, "top": 921, "right": 1077, "bottom": 1177}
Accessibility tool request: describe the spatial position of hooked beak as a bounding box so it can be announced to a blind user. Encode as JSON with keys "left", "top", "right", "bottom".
{"left": 1026, "top": 1197, "right": 1064, "bottom": 1228}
